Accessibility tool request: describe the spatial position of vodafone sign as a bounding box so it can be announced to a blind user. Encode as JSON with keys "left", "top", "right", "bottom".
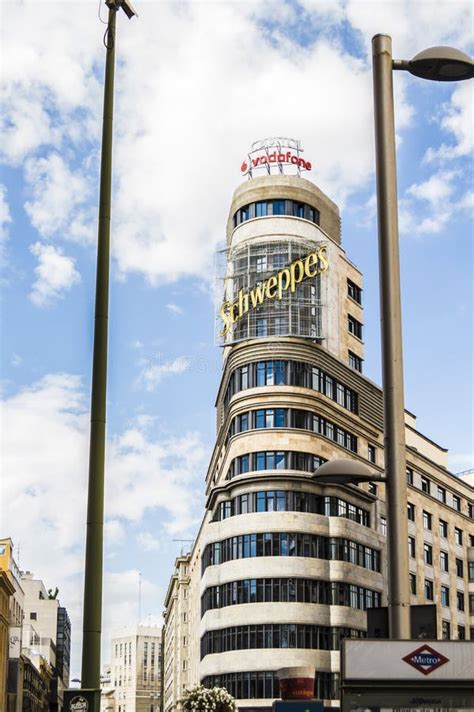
{"left": 241, "top": 137, "right": 312, "bottom": 177}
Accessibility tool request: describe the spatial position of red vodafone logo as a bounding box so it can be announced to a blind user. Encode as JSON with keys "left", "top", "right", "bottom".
{"left": 241, "top": 137, "right": 312, "bottom": 177}
{"left": 241, "top": 151, "right": 311, "bottom": 175}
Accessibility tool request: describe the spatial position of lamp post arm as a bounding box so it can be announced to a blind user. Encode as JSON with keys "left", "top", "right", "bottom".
{"left": 372, "top": 33, "right": 411, "bottom": 640}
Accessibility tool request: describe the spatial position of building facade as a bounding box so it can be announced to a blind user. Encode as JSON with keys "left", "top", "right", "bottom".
{"left": 1, "top": 538, "right": 25, "bottom": 712}
{"left": 163, "top": 167, "right": 474, "bottom": 710}
{"left": 20, "top": 572, "right": 71, "bottom": 712}
{"left": 163, "top": 555, "right": 191, "bottom": 712}
{"left": 107, "top": 626, "right": 162, "bottom": 712}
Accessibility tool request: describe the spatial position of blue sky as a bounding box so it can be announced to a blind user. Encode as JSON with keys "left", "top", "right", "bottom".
{"left": 1, "top": 0, "right": 473, "bottom": 677}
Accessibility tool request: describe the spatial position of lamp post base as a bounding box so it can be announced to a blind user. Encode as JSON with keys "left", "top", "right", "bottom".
{"left": 64, "top": 689, "right": 101, "bottom": 712}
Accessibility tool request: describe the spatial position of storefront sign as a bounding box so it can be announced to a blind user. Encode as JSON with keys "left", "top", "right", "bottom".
{"left": 241, "top": 137, "right": 312, "bottom": 177}
{"left": 220, "top": 247, "right": 328, "bottom": 336}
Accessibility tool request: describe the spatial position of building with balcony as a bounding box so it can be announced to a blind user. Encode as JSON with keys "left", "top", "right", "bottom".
{"left": 163, "top": 160, "right": 473, "bottom": 710}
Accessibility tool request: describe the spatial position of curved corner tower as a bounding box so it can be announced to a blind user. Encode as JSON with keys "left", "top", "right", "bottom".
{"left": 197, "top": 164, "right": 385, "bottom": 709}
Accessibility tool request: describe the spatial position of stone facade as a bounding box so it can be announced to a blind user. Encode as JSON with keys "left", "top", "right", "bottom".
{"left": 163, "top": 173, "right": 473, "bottom": 710}
{"left": 107, "top": 626, "right": 162, "bottom": 712}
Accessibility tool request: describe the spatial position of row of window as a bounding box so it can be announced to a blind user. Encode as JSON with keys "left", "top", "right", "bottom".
{"left": 233, "top": 199, "right": 320, "bottom": 227}
{"left": 407, "top": 503, "right": 465, "bottom": 545}
{"left": 200, "top": 624, "right": 365, "bottom": 658}
{"left": 230, "top": 408, "right": 358, "bottom": 453}
{"left": 212, "top": 490, "right": 370, "bottom": 527}
{"left": 201, "top": 577, "right": 382, "bottom": 615}
{"left": 409, "top": 470, "right": 472, "bottom": 517}
{"left": 202, "top": 671, "right": 339, "bottom": 702}
{"left": 409, "top": 536, "right": 469, "bottom": 578}
{"left": 227, "top": 450, "right": 326, "bottom": 480}
{"left": 409, "top": 574, "right": 467, "bottom": 611}
{"left": 224, "top": 360, "right": 358, "bottom": 414}
{"left": 202, "top": 532, "right": 381, "bottom": 572}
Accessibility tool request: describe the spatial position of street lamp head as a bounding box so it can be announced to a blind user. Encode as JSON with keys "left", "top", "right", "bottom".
{"left": 408, "top": 46, "right": 473, "bottom": 82}
{"left": 313, "top": 458, "right": 386, "bottom": 485}
{"left": 105, "top": 0, "right": 138, "bottom": 19}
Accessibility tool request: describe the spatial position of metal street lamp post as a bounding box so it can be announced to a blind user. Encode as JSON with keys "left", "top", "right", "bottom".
{"left": 315, "top": 38, "right": 472, "bottom": 642}
{"left": 63, "top": 4, "right": 137, "bottom": 712}
{"left": 371, "top": 34, "right": 472, "bottom": 641}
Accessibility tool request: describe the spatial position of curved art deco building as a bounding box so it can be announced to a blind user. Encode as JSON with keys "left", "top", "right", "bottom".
{"left": 196, "top": 173, "right": 385, "bottom": 710}
{"left": 163, "top": 171, "right": 473, "bottom": 712}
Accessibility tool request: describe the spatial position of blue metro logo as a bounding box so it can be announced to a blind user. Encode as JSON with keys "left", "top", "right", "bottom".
{"left": 402, "top": 644, "right": 449, "bottom": 675}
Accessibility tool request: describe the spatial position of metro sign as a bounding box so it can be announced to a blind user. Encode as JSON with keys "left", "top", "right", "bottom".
{"left": 402, "top": 644, "right": 449, "bottom": 675}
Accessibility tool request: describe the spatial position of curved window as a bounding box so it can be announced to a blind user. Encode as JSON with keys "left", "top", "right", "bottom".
{"left": 201, "top": 624, "right": 365, "bottom": 658}
{"left": 212, "top": 490, "right": 370, "bottom": 527}
{"left": 229, "top": 408, "right": 357, "bottom": 453}
{"left": 224, "top": 360, "right": 358, "bottom": 414}
{"left": 201, "top": 577, "right": 381, "bottom": 615}
{"left": 227, "top": 451, "right": 326, "bottom": 480}
{"left": 202, "top": 533, "right": 381, "bottom": 572}
{"left": 202, "top": 672, "right": 339, "bottom": 702}
{"left": 233, "top": 200, "right": 320, "bottom": 228}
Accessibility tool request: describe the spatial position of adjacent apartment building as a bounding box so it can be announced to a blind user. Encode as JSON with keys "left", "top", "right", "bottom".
{"left": 162, "top": 157, "right": 473, "bottom": 710}
{"left": 103, "top": 625, "right": 162, "bottom": 712}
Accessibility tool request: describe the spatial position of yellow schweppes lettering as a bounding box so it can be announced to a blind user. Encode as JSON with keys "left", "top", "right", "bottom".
{"left": 220, "top": 247, "right": 329, "bottom": 336}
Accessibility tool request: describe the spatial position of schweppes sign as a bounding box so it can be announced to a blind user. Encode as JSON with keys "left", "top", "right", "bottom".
{"left": 220, "top": 247, "right": 328, "bottom": 336}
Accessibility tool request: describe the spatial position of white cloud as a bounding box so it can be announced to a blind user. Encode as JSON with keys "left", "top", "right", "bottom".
{"left": 1, "top": 1, "right": 472, "bottom": 285}
{"left": 407, "top": 170, "right": 457, "bottom": 205}
{"left": 0, "top": 184, "right": 12, "bottom": 254}
{"left": 400, "top": 169, "right": 468, "bottom": 236}
{"left": 136, "top": 532, "right": 161, "bottom": 552}
{"left": 137, "top": 355, "right": 191, "bottom": 392}
{"left": 166, "top": 303, "right": 184, "bottom": 316}
{"left": 2, "top": 372, "right": 208, "bottom": 672}
{"left": 24, "top": 153, "right": 93, "bottom": 243}
{"left": 29, "top": 242, "right": 81, "bottom": 307}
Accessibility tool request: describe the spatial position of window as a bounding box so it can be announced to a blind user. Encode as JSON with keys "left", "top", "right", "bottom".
{"left": 368, "top": 483, "right": 377, "bottom": 496}
{"left": 440, "top": 551, "right": 449, "bottom": 572}
{"left": 408, "top": 537, "right": 416, "bottom": 558}
{"left": 182, "top": 660, "right": 187, "bottom": 671}
{"left": 456, "top": 558, "right": 464, "bottom": 577}
{"left": 454, "top": 528, "right": 463, "bottom": 546}
{"left": 458, "top": 625, "right": 466, "bottom": 640}
{"left": 30, "top": 612, "right": 37, "bottom": 620}
{"left": 422, "top": 511, "right": 432, "bottom": 530}
{"left": 441, "top": 585, "right": 450, "bottom": 607}
{"left": 407, "top": 503, "right": 415, "bottom": 521}
{"left": 452, "top": 495, "right": 461, "bottom": 512}
{"left": 468, "top": 561, "right": 474, "bottom": 582}
{"left": 255, "top": 201, "right": 267, "bottom": 217}
{"left": 409, "top": 573, "right": 417, "bottom": 595}
{"left": 437, "top": 486, "right": 446, "bottom": 503}
{"left": 424, "top": 579, "right": 434, "bottom": 601}
{"left": 423, "top": 543, "right": 433, "bottom": 565}
{"left": 348, "top": 351, "right": 363, "bottom": 372}
{"left": 367, "top": 445, "right": 376, "bottom": 464}
{"left": 420, "top": 476, "right": 430, "bottom": 494}
{"left": 439, "top": 519, "right": 448, "bottom": 538}
{"left": 441, "top": 620, "right": 450, "bottom": 640}
{"left": 183, "top": 612, "right": 187, "bottom": 622}
{"left": 470, "top": 594, "right": 474, "bottom": 615}
{"left": 380, "top": 517, "right": 387, "bottom": 536}
{"left": 457, "top": 591, "right": 465, "bottom": 611}
{"left": 347, "top": 279, "right": 362, "bottom": 304}
{"left": 348, "top": 315, "right": 363, "bottom": 339}
{"left": 406, "top": 467, "right": 413, "bottom": 485}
